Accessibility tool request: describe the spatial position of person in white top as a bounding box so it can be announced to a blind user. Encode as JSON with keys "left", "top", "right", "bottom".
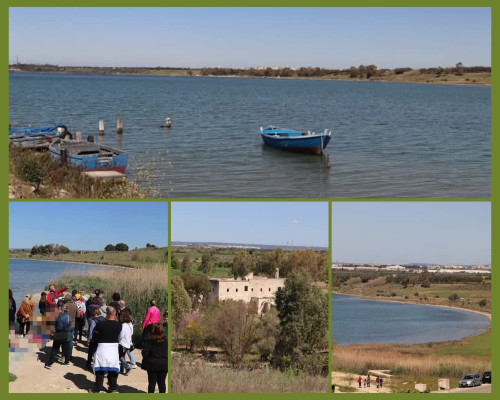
{"left": 118, "top": 309, "right": 134, "bottom": 375}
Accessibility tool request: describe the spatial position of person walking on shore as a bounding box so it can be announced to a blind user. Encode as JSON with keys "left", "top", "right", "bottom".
{"left": 39, "top": 292, "right": 48, "bottom": 316}
{"left": 358, "top": 376, "right": 362, "bottom": 388}
{"left": 380, "top": 377, "right": 384, "bottom": 388}
{"left": 118, "top": 300, "right": 137, "bottom": 369}
{"left": 118, "top": 310, "right": 134, "bottom": 376}
{"left": 142, "top": 300, "right": 160, "bottom": 342}
{"left": 9, "top": 289, "right": 16, "bottom": 330}
{"left": 74, "top": 293, "right": 86, "bottom": 343}
{"left": 47, "top": 285, "right": 68, "bottom": 307}
{"left": 44, "top": 304, "right": 71, "bottom": 369}
{"left": 17, "top": 295, "right": 34, "bottom": 337}
{"left": 141, "top": 323, "right": 168, "bottom": 393}
{"left": 367, "top": 374, "right": 371, "bottom": 387}
{"left": 90, "top": 306, "right": 122, "bottom": 393}
{"left": 86, "top": 307, "right": 105, "bottom": 371}
{"left": 376, "top": 376, "right": 380, "bottom": 389}
{"left": 63, "top": 294, "right": 79, "bottom": 360}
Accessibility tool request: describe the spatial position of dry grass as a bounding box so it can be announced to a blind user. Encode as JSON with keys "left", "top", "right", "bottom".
{"left": 51, "top": 265, "right": 167, "bottom": 344}
{"left": 171, "top": 353, "right": 328, "bottom": 393}
{"left": 332, "top": 342, "right": 491, "bottom": 379}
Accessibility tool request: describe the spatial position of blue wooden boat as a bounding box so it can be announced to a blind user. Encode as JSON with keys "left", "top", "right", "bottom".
{"left": 9, "top": 124, "right": 72, "bottom": 149}
{"left": 260, "top": 126, "right": 331, "bottom": 155}
{"left": 49, "top": 138, "right": 128, "bottom": 173}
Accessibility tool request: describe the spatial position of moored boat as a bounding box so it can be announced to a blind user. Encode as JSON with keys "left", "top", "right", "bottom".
{"left": 49, "top": 138, "right": 128, "bottom": 173}
{"left": 9, "top": 124, "right": 72, "bottom": 149}
{"left": 260, "top": 126, "right": 331, "bottom": 155}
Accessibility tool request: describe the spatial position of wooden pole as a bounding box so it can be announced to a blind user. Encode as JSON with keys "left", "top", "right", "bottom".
{"left": 326, "top": 154, "right": 331, "bottom": 168}
{"left": 75, "top": 131, "right": 82, "bottom": 142}
{"left": 99, "top": 120, "right": 105, "bottom": 135}
{"left": 116, "top": 118, "right": 123, "bottom": 134}
{"left": 60, "top": 149, "right": 68, "bottom": 165}
{"left": 165, "top": 117, "right": 172, "bottom": 128}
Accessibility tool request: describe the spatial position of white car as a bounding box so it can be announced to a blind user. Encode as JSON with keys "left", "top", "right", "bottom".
{"left": 459, "top": 374, "right": 482, "bottom": 387}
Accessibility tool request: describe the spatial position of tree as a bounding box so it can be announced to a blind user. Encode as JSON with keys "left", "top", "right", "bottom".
{"left": 180, "top": 273, "right": 211, "bottom": 310}
{"left": 256, "top": 307, "right": 279, "bottom": 361}
{"left": 272, "top": 272, "right": 329, "bottom": 372}
{"left": 200, "top": 250, "right": 215, "bottom": 274}
{"left": 171, "top": 275, "right": 192, "bottom": 347}
{"left": 232, "top": 251, "right": 257, "bottom": 278}
{"left": 257, "top": 248, "right": 288, "bottom": 277}
{"left": 171, "top": 257, "right": 180, "bottom": 270}
{"left": 115, "top": 243, "right": 129, "bottom": 252}
{"left": 105, "top": 244, "right": 116, "bottom": 251}
{"left": 181, "top": 254, "right": 191, "bottom": 273}
{"left": 215, "top": 300, "right": 260, "bottom": 368}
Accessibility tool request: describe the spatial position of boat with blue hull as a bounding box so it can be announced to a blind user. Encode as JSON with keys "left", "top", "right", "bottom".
{"left": 49, "top": 138, "right": 128, "bottom": 173}
{"left": 260, "top": 126, "right": 331, "bottom": 155}
{"left": 9, "top": 124, "right": 72, "bottom": 149}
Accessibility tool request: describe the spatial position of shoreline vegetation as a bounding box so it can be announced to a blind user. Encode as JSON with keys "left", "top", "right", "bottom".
{"left": 8, "top": 146, "right": 160, "bottom": 199}
{"left": 9, "top": 246, "right": 168, "bottom": 269}
{"left": 9, "top": 63, "right": 491, "bottom": 86}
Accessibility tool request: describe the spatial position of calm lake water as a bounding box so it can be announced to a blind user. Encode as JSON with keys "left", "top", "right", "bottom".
{"left": 9, "top": 73, "right": 491, "bottom": 198}
{"left": 332, "top": 294, "right": 491, "bottom": 345}
{"left": 9, "top": 258, "right": 109, "bottom": 309}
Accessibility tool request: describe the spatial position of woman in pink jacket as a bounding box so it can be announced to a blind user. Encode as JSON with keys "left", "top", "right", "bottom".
{"left": 142, "top": 299, "right": 160, "bottom": 342}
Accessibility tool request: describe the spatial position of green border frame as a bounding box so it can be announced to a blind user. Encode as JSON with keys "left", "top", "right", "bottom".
{"left": 5, "top": 2, "right": 495, "bottom": 399}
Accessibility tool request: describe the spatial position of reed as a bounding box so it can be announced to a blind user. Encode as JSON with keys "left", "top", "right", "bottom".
{"left": 50, "top": 265, "right": 168, "bottom": 345}
{"left": 332, "top": 342, "right": 491, "bottom": 378}
{"left": 171, "top": 353, "right": 328, "bottom": 393}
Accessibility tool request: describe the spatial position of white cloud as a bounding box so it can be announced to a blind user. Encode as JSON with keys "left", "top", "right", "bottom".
{"left": 291, "top": 220, "right": 299, "bottom": 224}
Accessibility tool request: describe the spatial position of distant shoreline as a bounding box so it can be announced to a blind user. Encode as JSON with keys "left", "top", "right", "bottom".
{"left": 9, "top": 70, "right": 491, "bottom": 87}
{"left": 9, "top": 257, "right": 131, "bottom": 270}
{"left": 332, "top": 291, "right": 491, "bottom": 321}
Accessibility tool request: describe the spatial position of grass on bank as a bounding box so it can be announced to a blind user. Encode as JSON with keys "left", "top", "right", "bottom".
{"left": 50, "top": 265, "right": 167, "bottom": 347}
{"left": 9, "top": 247, "right": 168, "bottom": 269}
{"left": 9, "top": 146, "right": 155, "bottom": 199}
{"left": 332, "top": 330, "right": 491, "bottom": 392}
{"left": 171, "top": 352, "right": 328, "bottom": 393}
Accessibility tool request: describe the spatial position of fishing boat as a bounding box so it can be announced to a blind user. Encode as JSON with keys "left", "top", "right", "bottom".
{"left": 260, "top": 126, "right": 331, "bottom": 155}
{"left": 49, "top": 138, "right": 128, "bottom": 173}
{"left": 9, "top": 124, "right": 72, "bottom": 149}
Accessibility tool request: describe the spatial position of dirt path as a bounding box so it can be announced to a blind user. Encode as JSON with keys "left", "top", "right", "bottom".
{"left": 9, "top": 331, "right": 166, "bottom": 393}
{"left": 332, "top": 371, "right": 391, "bottom": 393}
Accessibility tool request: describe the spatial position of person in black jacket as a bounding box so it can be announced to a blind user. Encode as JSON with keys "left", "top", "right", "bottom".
{"left": 9, "top": 289, "right": 16, "bottom": 329}
{"left": 141, "top": 322, "right": 168, "bottom": 393}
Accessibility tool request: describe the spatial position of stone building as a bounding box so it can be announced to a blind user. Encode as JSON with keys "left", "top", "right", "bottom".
{"left": 208, "top": 269, "right": 284, "bottom": 314}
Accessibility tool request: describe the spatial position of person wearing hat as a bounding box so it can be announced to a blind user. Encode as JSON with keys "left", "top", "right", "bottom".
{"left": 74, "top": 293, "right": 86, "bottom": 344}
{"left": 44, "top": 303, "right": 72, "bottom": 369}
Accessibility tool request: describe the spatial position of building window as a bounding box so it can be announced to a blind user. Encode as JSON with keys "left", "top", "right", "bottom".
{"left": 251, "top": 288, "right": 254, "bottom": 291}
{"left": 244, "top": 286, "right": 248, "bottom": 291}
{"left": 227, "top": 289, "right": 229, "bottom": 292}
{"left": 269, "top": 288, "right": 271, "bottom": 291}
{"left": 236, "top": 288, "right": 238, "bottom": 292}
{"left": 260, "top": 288, "right": 262, "bottom": 292}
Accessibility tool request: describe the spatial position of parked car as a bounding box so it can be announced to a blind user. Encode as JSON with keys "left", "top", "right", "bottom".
{"left": 482, "top": 371, "right": 491, "bottom": 384}
{"left": 459, "top": 374, "right": 482, "bottom": 387}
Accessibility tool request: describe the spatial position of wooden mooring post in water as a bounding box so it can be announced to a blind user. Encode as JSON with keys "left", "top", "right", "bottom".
{"left": 60, "top": 149, "right": 68, "bottom": 165}
{"left": 75, "top": 131, "right": 82, "bottom": 142}
{"left": 165, "top": 117, "right": 172, "bottom": 128}
{"left": 117, "top": 118, "right": 123, "bottom": 134}
{"left": 99, "top": 120, "right": 105, "bottom": 135}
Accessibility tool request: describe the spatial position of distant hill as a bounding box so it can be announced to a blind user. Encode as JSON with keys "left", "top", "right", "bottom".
{"left": 172, "top": 241, "right": 327, "bottom": 251}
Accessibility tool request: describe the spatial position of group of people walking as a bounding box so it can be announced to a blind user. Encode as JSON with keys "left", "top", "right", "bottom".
{"left": 358, "top": 374, "right": 384, "bottom": 389}
{"left": 9, "top": 287, "right": 168, "bottom": 393}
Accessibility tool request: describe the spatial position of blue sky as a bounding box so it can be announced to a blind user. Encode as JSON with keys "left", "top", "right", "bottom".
{"left": 9, "top": 202, "right": 168, "bottom": 250}
{"left": 9, "top": 7, "right": 491, "bottom": 68}
{"left": 172, "top": 202, "right": 328, "bottom": 247}
{"left": 332, "top": 202, "right": 491, "bottom": 265}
